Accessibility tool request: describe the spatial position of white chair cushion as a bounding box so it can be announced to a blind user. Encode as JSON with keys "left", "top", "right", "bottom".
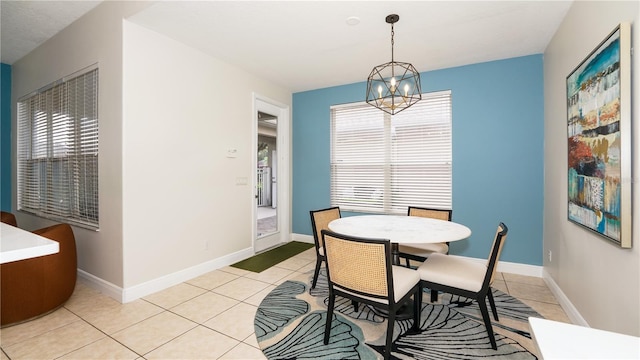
{"left": 318, "top": 246, "right": 324, "bottom": 256}
{"left": 334, "top": 265, "right": 419, "bottom": 304}
{"left": 399, "top": 243, "right": 449, "bottom": 257}
{"left": 391, "top": 265, "right": 421, "bottom": 302}
{"left": 417, "top": 253, "right": 486, "bottom": 293}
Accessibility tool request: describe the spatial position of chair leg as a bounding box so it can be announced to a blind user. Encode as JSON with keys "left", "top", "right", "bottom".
{"left": 405, "top": 257, "right": 411, "bottom": 268}
{"left": 477, "top": 295, "right": 497, "bottom": 350}
{"left": 412, "top": 287, "right": 422, "bottom": 332}
{"left": 324, "top": 293, "right": 336, "bottom": 345}
{"left": 352, "top": 299, "right": 359, "bottom": 312}
{"left": 384, "top": 309, "right": 395, "bottom": 360}
{"left": 311, "top": 258, "right": 322, "bottom": 289}
{"left": 487, "top": 288, "right": 499, "bottom": 321}
{"left": 430, "top": 289, "right": 438, "bottom": 303}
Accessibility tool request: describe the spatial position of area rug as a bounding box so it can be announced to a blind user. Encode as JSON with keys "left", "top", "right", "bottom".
{"left": 231, "top": 241, "right": 315, "bottom": 273}
{"left": 255, "top": 269, "right": 542, "bottom": 359}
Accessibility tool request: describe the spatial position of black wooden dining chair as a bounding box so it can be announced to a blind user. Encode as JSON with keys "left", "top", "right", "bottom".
{"left": 309, "top": 207, "right": 341, "bottom": 289}
{"left": 322, "top": 229, "right": 421, "bottom": 360}
{"left": 417, "top": 222, "right": 508, "bottom": 350}
{"left": 398, "top": 206, "right": 452, "bottom": 267}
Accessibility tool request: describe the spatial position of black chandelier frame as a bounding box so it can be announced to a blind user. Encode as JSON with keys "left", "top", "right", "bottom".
{"left": 366, "top": 14, "right": 422, "bottom": 115}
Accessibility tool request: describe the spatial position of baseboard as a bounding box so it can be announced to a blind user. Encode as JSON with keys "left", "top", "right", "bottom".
{"left": 291, "top": 233, "right": 314, "bottom": 244}
{"left": 77, "top": 269, "right": 123, "bottom": 301}
{"left": 78, "top": 233, "right": 581, "bottom": 321}
{"left": 122, "top": 246, "right": 254, "bottom": 303}
{"left": 292, "top": 232, "right": 544, "bottom": 277}
{"left": 542, "top": 268, "right": 588, "bottom": 327}
{"left": 453, "top": 254, "right": 586, "bottom": 326}
{"left": 446, "top": 254, "right": 543, "bottom": 277}
{"left": 78, "top": 246, "right": 255, "bottom": 303}
{"left": 496, "top": 259, "right": 543, "bottom": 277}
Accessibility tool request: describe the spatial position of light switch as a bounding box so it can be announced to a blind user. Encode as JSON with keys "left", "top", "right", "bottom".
{"left": 236, "top": 177, "right": 248, "bottom": 185}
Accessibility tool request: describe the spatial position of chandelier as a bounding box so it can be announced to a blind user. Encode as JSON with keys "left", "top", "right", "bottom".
{"left": 366, "top": 14, "right": 421, "bottom": 115}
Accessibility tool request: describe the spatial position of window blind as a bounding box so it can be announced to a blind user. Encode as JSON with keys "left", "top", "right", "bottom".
{"left": 330, "top": 90, "right": 452, "bottom": 213}
{"left": 17, "top": 67, "right": 99, "bottom": 229}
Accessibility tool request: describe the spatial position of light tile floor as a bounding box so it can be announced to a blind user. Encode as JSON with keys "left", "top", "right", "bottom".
{"left": 0, "top": 248, "right": 569, "bottom": 359}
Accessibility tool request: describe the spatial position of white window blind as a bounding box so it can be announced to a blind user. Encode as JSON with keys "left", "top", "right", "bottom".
{"left": 17, "top": 67, "right": 99, "bottom": 229}
{"left": 330, "top": 90, "right": 452, "bottom": 213}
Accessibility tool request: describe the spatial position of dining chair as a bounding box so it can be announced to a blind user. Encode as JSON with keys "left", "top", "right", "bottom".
{"left": 309, "top": 207, "right": 341, "bottom": 289}
{"left": 417, "top": 222, "right": 508, "bottom": 350}
{"left": 398, "top": 206, "right": 452, "bottom": 267}
{"left": 322, "top": 230, "right": 421, "bottom": 360}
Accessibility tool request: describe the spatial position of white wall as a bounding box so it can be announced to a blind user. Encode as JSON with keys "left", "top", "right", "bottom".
{"left": 11, "top": 2, "right": 292, "bottom": 300}
{"left": 122, "top": 21, "right": 291, "bottom": 288}
{"left": 543, "top": 0, "right": 639, "bottom": 336}
{"left": 11, "top": 1, "right": 152, "bottom": 289}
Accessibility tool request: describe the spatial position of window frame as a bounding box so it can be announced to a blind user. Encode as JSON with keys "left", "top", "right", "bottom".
{"left": 330, "top": 90, "right": 452, "bottom": 214}
{"left": 16, "top": 65, "right": 99, "bottom": 230}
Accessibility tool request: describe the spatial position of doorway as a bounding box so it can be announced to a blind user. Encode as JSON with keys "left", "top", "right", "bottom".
{"left": 254, "top": 95, "right": 289, "bottom": 253}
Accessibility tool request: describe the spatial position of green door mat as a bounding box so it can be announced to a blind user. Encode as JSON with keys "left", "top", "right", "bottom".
{"left": 231, "top": 241, "right": 315, "bottom": 273}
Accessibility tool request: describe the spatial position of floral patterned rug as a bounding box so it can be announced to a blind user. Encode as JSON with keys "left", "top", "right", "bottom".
{"left": 254, "top": 269, "right": 542, "bottom": 359}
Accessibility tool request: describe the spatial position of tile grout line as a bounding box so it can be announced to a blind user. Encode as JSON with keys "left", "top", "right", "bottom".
{"left": 49, "top": 314, "right": 145, "bottom": 360}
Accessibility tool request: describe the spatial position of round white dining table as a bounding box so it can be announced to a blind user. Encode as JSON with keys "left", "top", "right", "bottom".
{"left": 328, "top": 214, "right": 471, "bottom": 264}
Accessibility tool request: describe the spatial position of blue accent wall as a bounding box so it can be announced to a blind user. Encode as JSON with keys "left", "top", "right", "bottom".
{"left": 1, "top": 63, "right": 11, "bottom": 212}
{"left": 292, "top": 55, "right": 544, "bottom": 265}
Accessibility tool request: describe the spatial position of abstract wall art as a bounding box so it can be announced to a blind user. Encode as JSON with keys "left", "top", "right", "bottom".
{"left": 567, "top": 23, "right": 632, "bottom": 248}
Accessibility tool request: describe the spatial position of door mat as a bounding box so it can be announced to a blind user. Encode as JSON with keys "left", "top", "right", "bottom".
{"left": 231, "top": 241, "right": 315, "bottom": 273}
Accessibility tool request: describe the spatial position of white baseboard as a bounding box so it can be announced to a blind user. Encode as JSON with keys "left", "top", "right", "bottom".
{"left": 291, "top": 232, "right": 544, "bottom": 278}
{"left": 457, "top": 255, "right": 585, "bottom": 326}
{"left": 122, "top": 246, "right": 254, "bottom": 303}
{"left": 77, "top": 232, "right": 581, "bottom": 327}
{"left": 291, "top": 233, "right": 314, "bottom": 244}
{"left": 78, "top": 246, "right": 255, "bottom": 303}
{"left": 496, "top": 259, "right": 544, "bottom": 277}
{"left": 445, "top": 254, "right": 543, "bottom": 277}
{"left": 77, "top": 269, "right": 123, "bottom": 301}
{"left": 542, "top": 268, "right": 588, "bottom": 327}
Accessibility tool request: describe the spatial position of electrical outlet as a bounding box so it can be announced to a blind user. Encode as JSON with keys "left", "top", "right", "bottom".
{"left": 548, "top": 250, "right": 552, "bottom": 262}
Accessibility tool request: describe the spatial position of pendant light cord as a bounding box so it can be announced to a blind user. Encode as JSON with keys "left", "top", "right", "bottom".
{"left": 390, "top": 22, "right": 395, "bottom": 80}
{"left": 390, "top": 23, "right": 395, "bottom": 62}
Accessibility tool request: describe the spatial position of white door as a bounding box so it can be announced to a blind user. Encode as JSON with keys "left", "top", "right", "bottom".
{"left": 254, "top": 95, "right": 289, "bottom": 253}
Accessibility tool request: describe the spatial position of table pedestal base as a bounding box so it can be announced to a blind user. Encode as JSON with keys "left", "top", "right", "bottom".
{"left": 369, "top": 299, "right": 415, "bottom": 321}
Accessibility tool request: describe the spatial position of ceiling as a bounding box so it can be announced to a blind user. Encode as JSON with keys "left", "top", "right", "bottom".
{"left": 0, "top": 0, "right": 102, "bottom": 64}
{"left": 2, "top": 1, "right": 573, "bottom": 92}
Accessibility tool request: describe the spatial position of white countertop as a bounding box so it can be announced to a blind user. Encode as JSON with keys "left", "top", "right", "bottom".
{"left": 529, "top": 317, "right": 640, "bottom": 359}
{"left": 1, "top": 223, "right": 59, "bottom": 264}
{"left": 328, "top": 215, "right": 472, "bottom": 244}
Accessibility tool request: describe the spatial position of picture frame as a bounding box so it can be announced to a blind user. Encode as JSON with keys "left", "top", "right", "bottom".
{"left": 566, "top": 23, "right": 632, "bottom": 248}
